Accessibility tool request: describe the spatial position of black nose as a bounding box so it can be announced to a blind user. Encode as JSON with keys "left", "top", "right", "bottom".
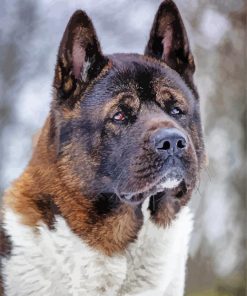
{"left": 152, "top": 128, "right": 188, "bottom": 157}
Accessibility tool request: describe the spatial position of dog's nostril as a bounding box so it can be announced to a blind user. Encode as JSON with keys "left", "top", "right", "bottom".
{"left": 177, "top": 139, "right": 186, "bottom": 149}
{"left": 162, "top": 141, "right": 170, "bottom": 150}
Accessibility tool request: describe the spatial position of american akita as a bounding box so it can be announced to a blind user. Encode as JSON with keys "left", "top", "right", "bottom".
{"left": 0, "top": 0, "right": 205, "bottom": 295}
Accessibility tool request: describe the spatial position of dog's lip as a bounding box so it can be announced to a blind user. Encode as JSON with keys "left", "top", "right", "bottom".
{"left": 119, "top": 169, "right": 184, "bottom": 204}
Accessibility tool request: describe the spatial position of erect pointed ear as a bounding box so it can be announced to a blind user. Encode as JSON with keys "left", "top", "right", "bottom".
{"left": 145, "top": 0, "right": 196, "bottom": 91}
{"left": 53, "top": 10, "right": 108, "bottom": 108}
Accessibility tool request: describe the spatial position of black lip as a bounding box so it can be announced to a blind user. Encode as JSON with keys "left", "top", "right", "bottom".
{"left": 119, "top": 193, "right": 146, "bottom": 205}
{"left": 119, "top": 171, "right": 185, "bottom": 205}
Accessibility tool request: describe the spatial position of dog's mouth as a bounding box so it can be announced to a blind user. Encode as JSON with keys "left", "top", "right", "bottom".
{"left": 119, "top": 168, "right": 185, "bottom": 205}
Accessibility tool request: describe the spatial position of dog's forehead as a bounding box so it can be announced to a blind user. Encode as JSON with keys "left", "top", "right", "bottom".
{"left": 109, "top": 54, "right": 187, "bottom": 91}
{"left": 110, "top": 53, "right": 163, "bottom": 79}
{"left": 83, "top": 54, "right": 195, "bottom": 106}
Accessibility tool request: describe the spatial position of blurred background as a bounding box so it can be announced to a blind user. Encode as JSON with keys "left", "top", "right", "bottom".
{"left": 0, "top": 0, "right": 246, "bottom": 295}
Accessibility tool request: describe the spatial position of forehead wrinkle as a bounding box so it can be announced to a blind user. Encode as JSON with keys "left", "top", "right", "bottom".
{"left": 120, "top": 94, "right": 140, "bottom": 111}
{"left": 155, "top": 83, "right": 189, "bottom": 108}
{"left": 99, "top": 92, "right": 140, "bottom": 118}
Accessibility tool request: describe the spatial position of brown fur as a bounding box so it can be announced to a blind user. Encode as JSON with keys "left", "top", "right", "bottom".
{"left": 3, "top": 116, "right": 142, "bottom": 255}
{"left": 2, "top": 0, "right": 205, "bottom": 259}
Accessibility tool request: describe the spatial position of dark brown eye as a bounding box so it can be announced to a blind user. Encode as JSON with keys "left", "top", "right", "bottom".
{"left": 169, "top": 107, "right": 183, "bottom": 116}
{"left": 113, "top": 111, "right": 127, "bottom": 122}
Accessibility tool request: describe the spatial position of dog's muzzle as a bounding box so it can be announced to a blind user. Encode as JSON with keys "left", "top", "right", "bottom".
{"left": 118, "top": 128, "right": 191, "bottom": 204}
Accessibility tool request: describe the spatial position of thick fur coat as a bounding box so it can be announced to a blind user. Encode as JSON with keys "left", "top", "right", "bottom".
{"left": 0, "top": 1, "right": 205, "bottom": 295}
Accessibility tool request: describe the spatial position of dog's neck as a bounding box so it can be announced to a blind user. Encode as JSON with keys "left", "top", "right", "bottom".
{"left": 3, "top": 116, "right": 143, "bottom": 255}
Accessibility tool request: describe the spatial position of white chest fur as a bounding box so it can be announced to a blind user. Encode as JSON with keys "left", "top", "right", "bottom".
{"left": 2, "top": 203, "right": 193, "bottom": 296}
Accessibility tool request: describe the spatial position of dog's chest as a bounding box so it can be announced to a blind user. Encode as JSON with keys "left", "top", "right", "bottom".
{"left": 3, "top": 209, "right": 127, "bottom": 296}
{"left": 2, "top": 204, "right": 193, "bottom": 296}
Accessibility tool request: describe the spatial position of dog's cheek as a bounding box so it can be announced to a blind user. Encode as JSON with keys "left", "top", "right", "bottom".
{"left": 193, "top": 130, "right": 206, "bottom": 170}
{"left": 97, "top": 131, "right": 131, "bottom": 177}
{"left": 189, "top": 110, "right": 206, "bottom": 170}
{"left": 57, "top": 141, "right": 97, "bottom": 194}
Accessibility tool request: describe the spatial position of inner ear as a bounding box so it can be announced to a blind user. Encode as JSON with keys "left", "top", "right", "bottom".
{"left": 145, "top": 0, "right": 196, "bottom": 93}
{"left": 54, "top": 10, "right": 108, "bottom": 107}
{"left": 72, "top": 38, "right": 86, "bottom": 79}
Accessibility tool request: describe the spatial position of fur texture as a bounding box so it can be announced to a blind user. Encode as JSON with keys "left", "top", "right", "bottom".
{"left": 0, "top": 1, "right": 205, "bottom": 295}
{"left": 2, "top": 203, "right": 193, "bottom": 296}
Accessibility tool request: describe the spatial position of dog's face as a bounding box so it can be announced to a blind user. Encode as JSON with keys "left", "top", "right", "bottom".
{"left": 51, "top": 1, "right": 205, "bottom": 221}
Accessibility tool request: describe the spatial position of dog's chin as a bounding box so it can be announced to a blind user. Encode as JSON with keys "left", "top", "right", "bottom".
{"left": 119, "top": 168, "right": 185, "bottom": 205}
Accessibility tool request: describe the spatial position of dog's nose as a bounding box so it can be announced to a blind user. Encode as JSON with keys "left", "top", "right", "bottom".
{"left": 152, "top": 128, "right": 187, "bottom": 157}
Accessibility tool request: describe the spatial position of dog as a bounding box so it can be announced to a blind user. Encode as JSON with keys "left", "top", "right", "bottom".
{"left": 0, "top": 1, "right": 205, "bottom": 295}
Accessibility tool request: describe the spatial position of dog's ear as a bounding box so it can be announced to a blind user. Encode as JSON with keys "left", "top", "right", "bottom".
{"left": 145, "top": 0, "right": 195, "bottom": 90}
{"left": 53, "top": 10, "right": 108, "bottom": 107}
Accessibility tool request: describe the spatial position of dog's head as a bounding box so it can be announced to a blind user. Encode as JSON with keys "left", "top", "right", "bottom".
{"left": 51, "top": 0, "right": 205, "bottom": 215}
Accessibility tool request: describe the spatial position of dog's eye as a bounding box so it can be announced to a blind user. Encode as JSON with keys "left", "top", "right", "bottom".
{"left": 169, "top": 107, "right": 183, "bottom": 116}
{"left": 113, "top": 111, "right": 128, "bottom": 123}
